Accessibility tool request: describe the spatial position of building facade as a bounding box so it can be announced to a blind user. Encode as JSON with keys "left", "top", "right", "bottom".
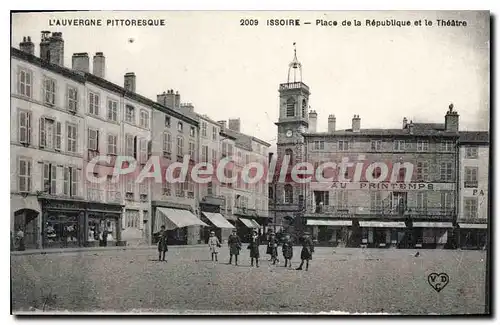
{"left": 457, "top": 132, "right": 489, "bottom": 248}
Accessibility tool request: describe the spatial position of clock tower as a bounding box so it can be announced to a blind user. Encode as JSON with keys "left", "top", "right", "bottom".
{"left": 272, "top": 43, "right": 310, "bottom": 232}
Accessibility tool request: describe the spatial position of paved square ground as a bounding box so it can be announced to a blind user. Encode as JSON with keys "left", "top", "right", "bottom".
{"left": 11, "top": 246, "right": 487, "bottom": 314}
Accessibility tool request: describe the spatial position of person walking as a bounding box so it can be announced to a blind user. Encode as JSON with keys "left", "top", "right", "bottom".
{"left": 16, "top": 227, "right": 25, "bottom": 251}
{"left": 269, "top": 232, "right": 279, "bottom": 265}
{"left": 101, "top": 227, "right": 109, "bottom": 247}
{"left": 296, "top": 231, "right": 314, "bottom": 271}
{"left": 157, "top": 225, "right": 168, "bottom": 262}
{"left": 208, "top": 231, "right": 221, "bottom": 262}
{"left": 227, "top": 229, "right": 242, "bottom": 265}
{"left": 282, "top": 233, "right": 294, "bottom": 268}
{"left": 248, "top": 230, "right": 260, "bottom": 267}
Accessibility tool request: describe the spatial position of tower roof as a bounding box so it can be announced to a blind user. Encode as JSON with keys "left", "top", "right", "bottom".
{"left": 287, "top": 42, "right": 302, "bottom": 83}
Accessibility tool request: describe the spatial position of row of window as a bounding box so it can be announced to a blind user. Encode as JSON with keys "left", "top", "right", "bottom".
{"left": 162, "top": 132, "right": 196, "bottom": 158}
{"left": 18, "top": 68, "right": 153, "bottom": 129}
{"left": 165, "top": 115, "right": 196, "bottom": 137}
{"left": 200, "top": 121, "right": 219, "bottom": 141}
{"left": 310, "top": 140, "right": 472, "bottom": 153}
{"left": 161, "top": 181, "right": 196, "bottom": 198}
{"left": 285, "top": 98, "right": 308, "bottom": 118}
{"left": 17, "top": 159, "right": 80, "bottom": 196}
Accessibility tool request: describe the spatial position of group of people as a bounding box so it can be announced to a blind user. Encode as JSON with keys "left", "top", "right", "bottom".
{"left": 156, "top": 225, "right": 315, "bottom": 271}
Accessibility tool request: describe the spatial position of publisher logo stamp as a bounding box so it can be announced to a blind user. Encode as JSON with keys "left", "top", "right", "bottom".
{"left": 428, "top": 273, "right": 449, "bottom": 292}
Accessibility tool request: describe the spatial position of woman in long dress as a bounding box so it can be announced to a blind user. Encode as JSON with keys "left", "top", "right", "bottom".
{"left": 208, "top": 231, "right": 221, "bottom": 262}
{"left": 248, "top": 230, "right": 260, "bottom": 267}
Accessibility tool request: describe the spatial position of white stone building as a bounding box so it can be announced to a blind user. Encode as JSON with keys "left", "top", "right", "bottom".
{"left": 457, "top": 131, "right": 489, "bottom": 248}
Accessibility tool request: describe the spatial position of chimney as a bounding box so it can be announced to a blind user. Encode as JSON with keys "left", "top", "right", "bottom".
{"left": 328, "top": 114, "right": 336, "bottom": 133}
{"left": 352, "top": 114, "right": 361, "bottom": 133}
{"left": 408, "top": 120, "right": 414, "bottom": 134}
{"left": 180, "top": 102, "right": 194, "bottom": 114}
{"left": 403, "top": 117, "right": 408, "bottom": 129}
{"left": 39, "top": 31, "right": 51, "bottom": 61}
{"left": 19, "top": 36, "right": 35, "bottom": 55}
{"left": 217, "top": 120, "right": 227, "bottom": 130}
{"left": 308, "top": 110, "right": 318, "bottom": 133}
{"left": 445, "top": 103, "right": 459, "bottom": 132}
{"left": 124, "top": 72, "right": 136, "bottom": 92}
{"left": 72, "top": 53, "right": 89, "bottom": 73}
{"left": 48, "top": 32, "right": 64, "bottom": 66}
{"left": 157, "top": 90, "right": 177, "bottom": 108}
{"left": 93, "top": 52, "right": 105, "bottom": 78}
{"left": 174, "top": 91, "right": 181, "bottom": 109}
{"left": 228, "top": 118, "right": 241, "bottom": 132}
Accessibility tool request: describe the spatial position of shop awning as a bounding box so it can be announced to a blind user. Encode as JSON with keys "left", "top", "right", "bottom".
{"left": 359, "top": 221, "right": 406, "bottom": 228}
{"left": 239, "top": 218, "right": 257, "bottom": 228}
{"left": 155, "top": 207, "right": 209, "bottom": 232}
{"left": 306, "top": 219, "right": 352, "bottom": 226}
{"left": 459, "top": 223, "right": 487, "bottom": 229}
{"left": 412, "top": 222, "right": 453, "bottom": 228}
{"left": 250, "top": 219, "right": 261, "bottom": 228}
{"left": 202, "top": 212, "right": 235, "bottom": 229}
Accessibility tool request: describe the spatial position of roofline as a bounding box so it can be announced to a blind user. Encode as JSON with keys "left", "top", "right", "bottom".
{"left": 251, "top": 137, "right": 271, "bottom": 147}
{"left": 12, "top": 47, "right": 198, "bottom": 126}
{"left": 302, "top": 131, "right": 460, "bottom": 138}
{"left": 219, "top": 131, "right": 237, "bottom": 141}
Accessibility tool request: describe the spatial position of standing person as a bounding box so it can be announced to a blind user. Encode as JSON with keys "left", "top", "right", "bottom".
{"left": 157, "top": 225, "right": 168, "bottom": 261}
{"left": 282, "top": 233, "right": 294, "bottom": 268}
{"left": 248, "top": 230, "right": 260, "bottom": 267}
{"left": 269, "top": 232, "right": 279, "bottom": 265}
{"left": 102, "top": 226, "right": 109, "bottom": 247}
{"left": 266, "top": 230, "right": 274, "bottom": 261}
{"left": 208, "top": 231, "right": 221, "bottom": 262}
{"left": 227, "top": 229, "right": 241, "bottom": 265}
{"left": 296, "top": 231, "right": 314, "bottom": 271}
{"left": 16, "top": 227, "right": 25, "bottom": 251}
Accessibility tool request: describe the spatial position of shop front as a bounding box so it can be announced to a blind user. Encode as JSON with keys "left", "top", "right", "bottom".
{"left": 201, "top": 211, "right": 235, "bottom": 243}
{"left": 39, "top": 197, "right": 123, "bottom": 249}
{"left": 359, "top": 221, "right": 406, "bottom": 248}
{"left": 306, "top": 219, "right": 353, "bottom": 247}
{"left": 458, "top": 223, "right": 487, "bottom": 249}
{"left": 412, "top": 221, "right": 454, "bottom": 249}
{"left": 11, "top": 194, "right": 43, "bottom": 250}
{"left": 152, "top": 201, "right": 208, "bottom": 245}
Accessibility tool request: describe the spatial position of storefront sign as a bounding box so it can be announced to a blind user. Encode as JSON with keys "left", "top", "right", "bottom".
{"left": 472, "top": 189, "right": 486, "bottom": 196}
{"left": 309, "top": 182, "right": 454, "bottom": 191}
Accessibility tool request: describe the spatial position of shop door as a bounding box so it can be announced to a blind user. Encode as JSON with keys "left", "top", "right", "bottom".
{"left": 14, "top": 209, "right": 39, "bottom": 249}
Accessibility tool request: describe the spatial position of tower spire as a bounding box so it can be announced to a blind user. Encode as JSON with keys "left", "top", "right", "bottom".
{"left": 287, "top": 42, "right": 302, "bottom": 83}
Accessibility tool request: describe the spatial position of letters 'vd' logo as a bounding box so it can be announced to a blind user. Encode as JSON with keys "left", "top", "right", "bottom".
{"left": 427, "top": 273, "right": 449, "bottom": 292}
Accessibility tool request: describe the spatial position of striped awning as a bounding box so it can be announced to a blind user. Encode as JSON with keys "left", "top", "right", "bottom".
{"left": 202, "top": 212, "right": 235, "bottom": 229}
{"left": 413, "top": 222, "right": 453, "bottom": 228}
{"left": 306, "top": 219, "right": 352, "bottom": 226}
{"left": 359, "top": 221, "right": 406, "bottom": 228}
{"left": 459, "top": 223, "right": 487, "bottom": 229}
{"left": 155, "top": 208, "right": 209, "bottom": 232}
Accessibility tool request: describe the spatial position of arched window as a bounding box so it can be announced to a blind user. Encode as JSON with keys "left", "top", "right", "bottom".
{"left": 284, "top": 184, "right": 293, "bottom": 204}
{"left": 286, "top": 98, "right": 295, "bottom": 117}
{"left": 302, "top": 99, "right": 307, "bottom": 117}
{"left": 268, "top": 186, "right": 274, "bottom": 201}
{"left": 285, "top": 148, "right": 293, "bottom": 165}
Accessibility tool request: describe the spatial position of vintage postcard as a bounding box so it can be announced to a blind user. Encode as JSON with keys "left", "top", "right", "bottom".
{"left": 10, "top": 10, "right": 490, "bottom": 315}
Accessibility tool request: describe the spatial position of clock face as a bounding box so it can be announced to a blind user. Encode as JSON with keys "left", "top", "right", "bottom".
{"left": 286, "top": 130, "right": 293, "bottom": 138}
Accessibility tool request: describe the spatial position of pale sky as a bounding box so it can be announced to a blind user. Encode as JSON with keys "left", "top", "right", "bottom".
{"left": 12, "top": 11, "right": 489, "bottom": 151}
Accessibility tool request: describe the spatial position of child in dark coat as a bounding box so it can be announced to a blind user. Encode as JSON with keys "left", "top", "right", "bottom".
{"left": 296, "top": 232, "right": 314, "bottom": 271}
{"left": 268, "top": 232, "right": 279, "bottom": 265}
{"left": 282, "top": 233, "right": 293, "bottom": 268}
{"left": 157, "top": 225, "right": 168, "bottom": 261}
{"left": 248, "top": 230, "right": 260, "bottom": 267}
{"left": 228, "top": 229, "right": 242, "bottom": 265}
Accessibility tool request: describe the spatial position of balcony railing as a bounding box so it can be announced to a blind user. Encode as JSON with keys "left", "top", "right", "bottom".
{"left": 87, "top": 188, "right": 104, "bottom": 202}
{"left": 279, "top": 82, "right": 309, "bottom": 91}
{"left": 464, "top": 181, "right": 479, "bottom": 188}
{"left": 106, "top": 190, "right": 121, "bottom": 204}
{"left": 306, "top": 205, "right": 456, "bottom": 218}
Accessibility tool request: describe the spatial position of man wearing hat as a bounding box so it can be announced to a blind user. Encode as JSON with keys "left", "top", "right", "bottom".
{"left": 296, "top": 231, "right": 314, "bottom": 271}
{"left": 227, "top": 229, "right": 242, "bottom": 265}
{"left": 208, "top": 230, "right": 222, "bottom": 262}
{"left": 248, "top": 229, "right": 260, "bottom": 267}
